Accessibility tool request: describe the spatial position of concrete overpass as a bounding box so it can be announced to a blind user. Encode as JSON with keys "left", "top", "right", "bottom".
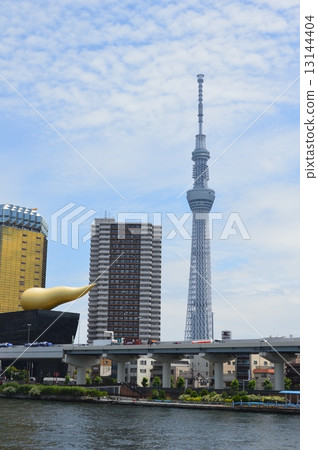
{"left": 0, "top": 338, "right": 300, "bottom": 389}
{"left": 63, "top": 338, "right": 300, "bottom": 389}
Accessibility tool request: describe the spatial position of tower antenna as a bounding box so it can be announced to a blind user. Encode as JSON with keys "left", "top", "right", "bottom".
{"left": 197, "top": 74, "right": 204, "bottom": 135}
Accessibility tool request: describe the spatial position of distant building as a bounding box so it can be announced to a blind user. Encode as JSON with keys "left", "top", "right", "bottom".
{"left": 125, "top": 355, "right": 155, "bottom": 386}
{"left": 0, "top": 204, "right": 48, "bottom": 313}
{"left": 221, "top": 330, "right": 232, "bottom": 341}
{"left": 253, "top": 367, "right": 275, "bottom": 390}
{"left": 285, "top": 355, "right": 300, "bottom": 390}
{"left": 87, "top": 218, "right": 162, "bottom": 343}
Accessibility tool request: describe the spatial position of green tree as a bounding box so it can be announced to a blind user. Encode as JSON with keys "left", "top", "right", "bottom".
{"left": 152, "top": 376, "right": 161, "bottom": 388}
{"left": 159, "top": 389, "right": 166, "bottom": 399}
{"left": 64, "top": 375, "right": 70, "bottom": 385}
{"left": 4, "top": 366, "right": 29, "bottom": 383}
{"left": 263, "top": 379, "right": 273, "bottom": 391}
{"left": 5, "top": 366, "right": 19, "bottom": 381}
{"left": 3, "top": 386, "right": 17, "bottom": 397}
{"left": 176, "top": 377, "right": 185, "bottom": 389}
{"left": 247, "top": 379, "right": 256, "bottom": 390}
{"left": 141, "top": 377, "right": 148, "bottom": 387}
{"left": 284, "top": 377, "right": 292, "bottom": 390}
{"left": 15, "top": 369, "right": 29, "bottom": 383}
{"left": 230, "top": 379, "right": 239, "bottom": 393}
{"left": 85, "top": 376, "right": 92, "bottom": 385}
{"left": 170, "top": 376, "right": 175, "bottom": 388}
{"left": 94, "top": 376, "right": 102, "bottom": 385}
{"left": 152, "top": 389, "right": 159, "bottom": 399}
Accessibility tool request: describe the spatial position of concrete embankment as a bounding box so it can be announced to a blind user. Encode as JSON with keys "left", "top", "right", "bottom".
{"left": 0, "top": 394, "right": 300, "bottom": 414}
{"left": 107, "top": 397, "right": 300, "bottom": 414}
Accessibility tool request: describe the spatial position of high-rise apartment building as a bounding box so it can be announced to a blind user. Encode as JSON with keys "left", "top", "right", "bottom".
{"left": 0, "top": 204, "right": 48, "bottom": 313}
{"left": 184, "top": 75, "right": 215, "bottom": 341}
{"left": 87, "top": 219, "right": 161, "bottom": 343}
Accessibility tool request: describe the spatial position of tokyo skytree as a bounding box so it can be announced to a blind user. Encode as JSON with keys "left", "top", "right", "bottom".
{"left": 184, "top": 74, "right": 215, "bottom": 341}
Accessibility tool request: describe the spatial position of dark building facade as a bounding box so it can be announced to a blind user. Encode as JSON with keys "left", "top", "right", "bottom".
{"left": 0, "top": 310, "right": 79, "bottom": 345}
{"left": 87, "top": 219, "right": 162, "bottom": 343}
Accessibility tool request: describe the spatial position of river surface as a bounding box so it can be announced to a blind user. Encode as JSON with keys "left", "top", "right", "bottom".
{"left": 0, "top": 399, "right": 299, "bottom": 449}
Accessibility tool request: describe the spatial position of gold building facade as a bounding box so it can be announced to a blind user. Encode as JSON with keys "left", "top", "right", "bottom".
{"left": 0, "top": 204, "right": 48, "bottom": 313}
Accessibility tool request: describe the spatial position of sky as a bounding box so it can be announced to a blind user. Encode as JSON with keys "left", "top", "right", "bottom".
{"left": 0, "top": 0, "right": 300, "bottom": 343}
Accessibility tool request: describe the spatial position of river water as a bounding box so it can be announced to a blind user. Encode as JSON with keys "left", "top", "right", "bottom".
{"left": 0, "top": 399, "right": 299, "bottom": 449}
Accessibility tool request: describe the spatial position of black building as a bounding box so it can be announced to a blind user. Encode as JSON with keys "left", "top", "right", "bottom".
{"left": 0, "top": 310, "right": 79, "bottom": 380}
{"left": 0, "top": 309, "right": 79, "bottom": 345}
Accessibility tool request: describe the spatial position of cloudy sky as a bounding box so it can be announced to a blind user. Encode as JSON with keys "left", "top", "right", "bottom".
{"left": 0, "top": 0, "right": 300, "bottom": 342}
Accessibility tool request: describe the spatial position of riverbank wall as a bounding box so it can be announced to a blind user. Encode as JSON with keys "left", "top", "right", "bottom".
{"left": 0, "top": 393, "right": 300, "bottom": 414}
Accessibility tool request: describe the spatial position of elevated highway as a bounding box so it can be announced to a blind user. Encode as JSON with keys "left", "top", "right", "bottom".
{"left": 0, "top": 337, "right": 300, "bottom": 389}
{"left": 63, "top": 337, "right": 300, "bottom": 356}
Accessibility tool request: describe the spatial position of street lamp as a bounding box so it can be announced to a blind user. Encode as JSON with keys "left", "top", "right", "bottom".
{"left": 27, "top": 323, "right": 31, "bottom": 343}
{"left": 26, "top": 323, "right": 32, "bottom": 378}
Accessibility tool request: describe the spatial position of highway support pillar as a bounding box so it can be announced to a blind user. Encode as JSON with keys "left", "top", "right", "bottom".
{"left": 63, "top": 355, "right": 100, "bottom": 385}
{"left": 262, "top": 352, "right": 296, "bottom": 391}
{"left": 202, "top": 354, "right": 235, "bottom": 390}
{"left": 105, "top": 355, "right": 139, "bottom": 384}
{"left": 149, "top": 354, "right": 184, "bottom": 388}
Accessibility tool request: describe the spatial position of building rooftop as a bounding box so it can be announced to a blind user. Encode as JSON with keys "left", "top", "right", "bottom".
{"left": 0, "top": 203, "right": 48, "bottom": 237}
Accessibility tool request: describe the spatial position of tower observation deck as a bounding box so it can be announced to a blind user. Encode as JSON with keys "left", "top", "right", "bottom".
{"left": 184, "top": 74, "right": 215, "bottom": 341}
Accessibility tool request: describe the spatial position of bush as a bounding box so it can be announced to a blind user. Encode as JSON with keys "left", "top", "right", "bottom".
{"left": 190, "top": 390, "right": 198, "bottom": 398}
{"left": 200, "top": 389, "right": 208, "bottom": 396}
{"left": 232, "top": 394, "right": 241, "bottom": 403}
{"left": 247, "top": 379, "right": 256, "bottom": 390}
{"left": 159, "top": 389, "right": 166, "bottom": 399}
{"left": 152, "top": 376, "right": 161, "bottom": 388}
{"left": 16, "top": 384, "right": 33, "bottom": 395}
{"left": 263, "top": 395, "right": 285, "bottom": 404}
{"left": 93, "top": 376, "right": 102, "bottom": 385}
{"left": 152, "top": 389, "right": 159, "bottom": 399}
{"left": 247, "top": 394, "right": 262, "bottom": 402}
{"left": 0, "top": 381, "right": 19, "bottom": 391}
{"left": 102, "top": 377, "right": 117, "bottom": 385}
{"left": 185, "top": 388, "right": 192, "bottom": 395}
{"left": 230, "top": 379, "right": 239, "bottom": 393}
{"left": 263, "top": 379, "right": 273, "bottom": 391}
{"left": 209, "top": 393, "right": 224, "bottom": 402}
{"left": 40, "top": 385, "right": 60, "bottom": 396}
{"left": 2, "top": 386, "right": 17, "bottom": 397}
{"left": 29, "top": 386, "right": 42, "bottom": 398}
{"left": 176, "top": 377, "right": 185, "bottom": 389}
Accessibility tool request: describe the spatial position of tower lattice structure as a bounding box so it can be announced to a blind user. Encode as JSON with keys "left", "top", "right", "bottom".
{"left": 184, "top": 74, "right": 215, "bottom": 341}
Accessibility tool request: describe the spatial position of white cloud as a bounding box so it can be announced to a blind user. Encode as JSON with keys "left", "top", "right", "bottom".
{"left": 0, "top": 0, "right": 299, "bottom": 342}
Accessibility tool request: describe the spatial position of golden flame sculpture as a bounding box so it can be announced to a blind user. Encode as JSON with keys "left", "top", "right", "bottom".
{"left": 20, "top": 284, "right": 95, "bottom": 311}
